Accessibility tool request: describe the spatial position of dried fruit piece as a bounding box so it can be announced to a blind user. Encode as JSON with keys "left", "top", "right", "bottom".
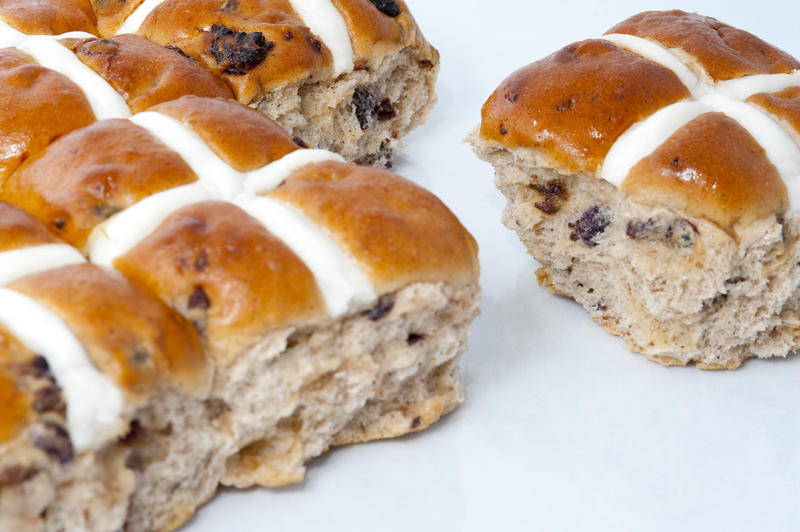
{"left": 80, "top": 39, "right": 119, "bottom": 56}
{"left": 531, "top": 181, "right": 567, "bottom": 215}
{"left": 353, "top": 87, "right": 379, "bottom": 129}
{"left": 188, "top": 286, "right": 211, "bottom": 310}
{"left": 569, "top": 206, "right": 611, "bottom": 246}
{"left": 32, "top": 422, "right": 74, "bottom": 465}
{"left": 210, "top": 25, "right": 274, "bottom": 75}
{"left": 352, "top": 88, "right": 396, "bottom": 129}
{"left": 626, "top": 219, "right": 657, "bottom": 240}
{"left": 0, "top": 465, "right": 38, "bottom": 487}
{"left": 376, "top": 99, "right": 396, "bottom": 121}
{"left": 32, "top": 385, "right": 64, "bottom": 413}
{"left": 666, "top": 219, "right": 698, "bottom": 248}
{"left": 370, "top": 0, "right": 401, "bottom": 17}
{"left": 362, "top": 295, "right": 395, "bottom": 321}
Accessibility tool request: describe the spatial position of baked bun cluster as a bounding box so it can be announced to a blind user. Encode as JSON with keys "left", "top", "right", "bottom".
{"left": 0, "top": 8, "right": 479, "bottom": 532}
{"left": 0, "top": 0, "right": 439, "bottom": 166}
{"left": 471, "top": 10, "right": 800, "bottom": 369}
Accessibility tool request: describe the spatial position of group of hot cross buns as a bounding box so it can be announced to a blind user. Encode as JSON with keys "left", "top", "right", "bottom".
{"left": 3, "top": 2, "right": 800, "bottom": 531}
{"left": 0, "top": 1, "right": 480, "bottom": 531}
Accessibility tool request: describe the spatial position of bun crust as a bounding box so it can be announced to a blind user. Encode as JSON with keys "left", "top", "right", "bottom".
{"left": 480, "top": 39, "right": 691, "bottom": 173}
{"left": 607, "top": 10, "right": 800, "bottom": 80}
{"left": 8, "top": 264, "right": 209, "bottom": 399}
{"left": 115, "top": 201, "right": 327, "bottom": 359}
{"left": 65, "top": 34, "right": 233, "bottom": 113}
{"left": 274, "top": 160, "right": 480, "bottom": 292}
{"left": 3, "top": 118, "right": 199, "bottom": 249}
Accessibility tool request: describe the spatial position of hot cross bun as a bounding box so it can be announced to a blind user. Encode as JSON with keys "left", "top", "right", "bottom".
{"left": 471, "top": 10, "right": 800, "bottom": 369}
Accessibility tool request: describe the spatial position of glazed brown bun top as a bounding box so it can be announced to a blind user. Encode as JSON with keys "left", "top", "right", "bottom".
{"left": 0, "top": 2, "right": 472, "bottom": 457}
{"left": 131, "top": 0, "right": 335, "bottom": 101}
{"left": 2, "top": 118, "right": 200, "bottom": 250}
{"left": 480, "top": 10, "right": 800, "bottom": 231}
{"left": 0, "top": 0, "right": 97, "bottom": 35}
{"left": 0, "top": 202, "right": 210, "bottom": 447}
{"left": 622, "top": 113, "right": 788, "bottom": 229}
{"left": 0, "top": 362, "right": 30, "bottom": 445}
{"left": 0, "top": 48, "right": 96, "bottom": 182}
{"left": 480, "top": 39, "right": 691, "bottom": 173}
{"left": 748, "top": 87, "right": 800, "bottom": 145}
{"left": 84, "top": 0, "right": 433, "bottom": 103}
{"left": 8, "top": 264, "right": 209, "bottom": 400}
{"left": 114, "top": 201, "right": 327, "bottom": 361}
{"left": 64, "top": 34, "right": 233, "bottom": 113}
{"left": 149, "top": 96, "right": 299, "bottom": 171}
{"left": 607, "top": 10, "right": 800, "bottom": 81}
{"left": 271, "top": 161, "right": 480, "bottom": 294}
{"left": 0, "top": 325, "right": 37, "bottom": 446}
{"left": 0, "top": 91, "right": 478, "bottom": 394}
{"left": 0, "top": 201, "right": 63, "bottom": 252}
{"left": 330, "top": 0, "right": 427, "bottom": 68}
{"left": 0, "top": 33, "right": 238, "bottom": 194}
{"left": 0, "top": 96, "right": 304, "bottom": 251}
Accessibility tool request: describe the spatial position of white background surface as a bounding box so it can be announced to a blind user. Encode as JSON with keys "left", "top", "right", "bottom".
{"left": 192, "top": 2, "right": 800, "bottom": 530}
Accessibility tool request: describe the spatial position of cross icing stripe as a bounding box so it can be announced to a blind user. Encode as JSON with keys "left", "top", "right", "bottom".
{"left": 235, "top": 196, "right": 377, "bottom": 316}
{"left": 287, "top": 0, "right": 355, "bottom": 76}
{"left": 129, "top": 112, "right": 246, "bottom": 198}
{"left": 116, "top": 0, "right": 165, "bottom": 35}
{"left": 602, "top": 34, "right": 703, "bottom": 95}
{"left": 0, "top": 13, "right": 377, "bottom": 453}
{"left": 601, "top": 101, "right": 711, "bottom": 186}
{"left": 88, "top": 109, "right": 368, "bottom": 318}
{"left": 0, "top": 244, "right": 86, "bottom": 286}
{"left": 0, "top": 19, "right": 131, "bottom": 119}
{"left": 115, "top": 0, "right": 356, "bottom": 77}
{"left": 600, "top": 32, "right": 800, "bottom": 206}
{"left": 87, "top": 182, "right": 215, "bottom": 266}
{"left": 0, "top": 288, "right": 126, "bottom": 453}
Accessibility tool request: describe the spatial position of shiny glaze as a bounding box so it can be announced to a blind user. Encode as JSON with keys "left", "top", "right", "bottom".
{"left": 92, "top": 0, "right": 141, "bottom": 36}
{"left": 8, "top": 264, "right": 208, "bottom": 398}
{"left": 0, "top": 366, "right": 29, "bottom": 444}
{"left": 748, "top": 87, "right": 800, "bottom": 143}
{"left": 607, "top": 10, "right": 800, "bottom": 81}
{"left": 331, "top": 0, "right": 421, "bottom": 69}
{"left": 0, "top": 48, "right": 95, "bottom": 182}
{"left": 0, "top": 0, "right": 97, "bottom": 35}
{"left": 622, "top": 112, "right": 787, "bottom": 229}
{"left": 481, "top": 39, "right": 690, "bottom": 173}
{"left": 0, "top": 326, "right": 35, "bottom": 445}
{"left": 0, "top": 201, "right": 62, "bottom": 252}
{"left": 65, "top": 34, "right": 233, "bottom": 113}
{"left": 133, "top": 0, "right": 333, "bottom": 102}
{"left": 271, "top": 160, "right": 479, "bottom": 293}
{"left": 115, "top": 201, "right": 325, "bottom": 360}
{"left": 2, "top": 119, "right": 198, "bottom": 250}
{"left": 150, "top": 96, "right": 299, "bottom": 172}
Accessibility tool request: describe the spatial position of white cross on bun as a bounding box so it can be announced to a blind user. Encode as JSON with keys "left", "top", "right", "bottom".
{"left": 471, "top": 10, "right": 800, "bottom": 369}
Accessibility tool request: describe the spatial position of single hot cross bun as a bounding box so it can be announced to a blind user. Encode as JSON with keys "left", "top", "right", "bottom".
{"left": 471, "top": 10, "right": 800, "bottom": 369}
